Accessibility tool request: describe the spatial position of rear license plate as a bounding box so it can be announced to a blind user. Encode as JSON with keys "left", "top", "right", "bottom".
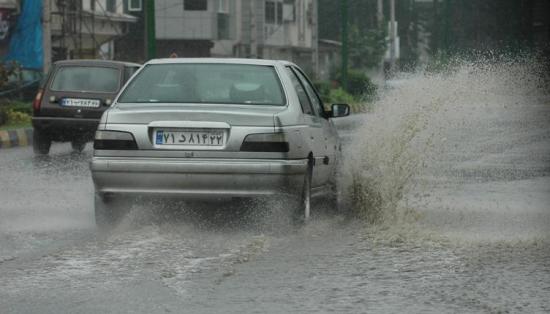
{"left": 155, "top": 129, "right": 225, "bottom": 147}
{"left": 61, "top": 98, "right": 101, "bottom": 108}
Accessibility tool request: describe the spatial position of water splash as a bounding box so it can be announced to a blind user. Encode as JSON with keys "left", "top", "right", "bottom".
{"left": 342, "top": 54, "right": 550, "bottom": 237}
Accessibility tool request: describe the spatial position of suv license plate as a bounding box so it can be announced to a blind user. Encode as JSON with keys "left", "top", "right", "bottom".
{"left": 155, "top": 129, "right": 225, "bottom": 146}
{"left": 61, "top": 98, "right": 101, "bottom": 108}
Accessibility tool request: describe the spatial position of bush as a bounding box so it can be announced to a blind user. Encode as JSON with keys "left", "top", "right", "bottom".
{"left": 313, "top": 80, "right": 332, "bottom": 103}
{"left": 7, "top": 101, "right": 32, "bottom": 115}
{"left": 0, "top": 101, "right": 32, "bottom": 126}
{"left": 336, "top": 70, "right": 377, "bottom": 100}
{"left": 328, "top": 88, "right": 356, "bottom": 105}
{"left": 347, "top": 70, "right": 377, "bottom": 98}
{"left": 5, "top": 109, "right": 31, "bottom": 124}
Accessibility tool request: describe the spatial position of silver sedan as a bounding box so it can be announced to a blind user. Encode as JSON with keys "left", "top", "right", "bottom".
{"left": 90, "top": 58, "right": 350, "bottom": 228}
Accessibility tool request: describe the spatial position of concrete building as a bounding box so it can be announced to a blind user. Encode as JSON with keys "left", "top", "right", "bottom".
{"left": 49, "top": 0, "right": 136, "bottom": 60}
{"left": 153, "top": 0, "right": 324, "bottom": 76}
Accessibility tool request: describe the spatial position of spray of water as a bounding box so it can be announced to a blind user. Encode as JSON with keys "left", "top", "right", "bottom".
{"left": 342, "top": 54, "right": 550, "bottom": 239}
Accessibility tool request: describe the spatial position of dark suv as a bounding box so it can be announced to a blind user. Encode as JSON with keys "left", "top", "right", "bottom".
{"left": 32, "top": 60, "right": 141, "bottom": 155}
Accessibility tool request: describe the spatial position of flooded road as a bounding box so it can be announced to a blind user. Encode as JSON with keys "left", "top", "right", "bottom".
{"left": 1, "top": 59, "right": 549, "bottom": 313}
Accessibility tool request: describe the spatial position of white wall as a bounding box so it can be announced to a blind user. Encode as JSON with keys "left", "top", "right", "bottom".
{"left": 263, "top": 0, "right": 314, "bottom": 49}
{"left": 155, "top": 0, "right": 216, "bottom": 40}
{"left": 83, "top": 0, "right": 125, "bottom": 14}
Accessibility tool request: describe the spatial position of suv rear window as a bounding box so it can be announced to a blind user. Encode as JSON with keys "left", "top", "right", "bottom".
{"left": 118, "top": 63, "right": 285, "bottom": 106}
{"left": 50, "top": 66, "right": 120, "bottom": 93}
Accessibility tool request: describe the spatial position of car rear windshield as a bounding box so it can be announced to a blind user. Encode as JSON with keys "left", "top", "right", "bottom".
{"left": 117, "top": 63, "right": 285, "bottom": 106}
{"left": 50, "top": 66, "right": 120, "bottom": 93}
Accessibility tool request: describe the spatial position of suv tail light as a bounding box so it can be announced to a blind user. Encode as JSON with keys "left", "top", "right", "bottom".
{"left": 94, "top": 130, "right": 138, "bottom": 150}
{"left": 240, "top": 133, "right": 289, "bottom": 152}
{"left": 32, "top": 89, "right": 44, "bottom": 112}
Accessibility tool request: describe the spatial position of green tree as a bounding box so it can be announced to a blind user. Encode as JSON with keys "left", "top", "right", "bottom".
{"left": 348, "top": 24, "right": 386, "bottom": 69}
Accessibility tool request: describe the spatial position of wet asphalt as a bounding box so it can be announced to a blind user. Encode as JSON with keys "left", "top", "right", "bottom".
{"left": 0, "top": 102, "right": 549, "bottom": 313}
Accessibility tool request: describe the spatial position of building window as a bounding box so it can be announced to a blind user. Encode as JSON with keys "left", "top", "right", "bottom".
{"left": 184, "top": 0, "right": 207, "bottom": 11}
{"left": 90, "top": 0, "right": 95, "bottom": 11}
{"left": 265, "top": 1, "right": 283, "bottom": 25}
{"left": 218, "top": 0, "right": 229, "bottom": 13}
{"left": 283, "top": 0, "right": 295, "bottom": 22}
{"left": 128, "top": 0, "right": 142, "bottom": 11}
{"left": 218, "top": 13, "right": 230, "bottom": 39}
{"left": 106, "top": 0, "right": 116, "bottom": 13}
{"left": 276, "top": 1, "right": 282, "bottom": 24}
{"left": 265, "top": 1, "right": 275, "bottom": 24}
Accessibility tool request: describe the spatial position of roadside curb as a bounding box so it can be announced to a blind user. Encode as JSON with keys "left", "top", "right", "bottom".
{"left": 0, "top": 128, "right": 33, "bottom": 149}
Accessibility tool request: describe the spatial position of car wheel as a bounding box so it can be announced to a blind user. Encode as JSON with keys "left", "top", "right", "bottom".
{"left": 94, "top": 193, "right": 125, "bottom": 231}
{"left": 294, "top": 157, "right": 313, "bottom": 224}
{"left": 71, "top": 140, "right": 86, "bottom": 153}
{"left": 33, "top": 129, "right": 51, "bottom": 155}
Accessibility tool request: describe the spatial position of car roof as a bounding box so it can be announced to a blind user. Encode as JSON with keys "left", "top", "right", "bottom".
{"left": 146, "top": 58, "right": 297, "bottom": 67}
{"left": 53, "top": 59, "right": 141, "bottom": 67}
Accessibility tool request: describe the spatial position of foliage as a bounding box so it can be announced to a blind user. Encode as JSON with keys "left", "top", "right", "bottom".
{"left": 5, "top": 109, "right": 31, "bottom": 124}
{"left": 6, "top": 101, "right": 32, "bottom": 115}
{"left": 335, "top": 69, "right": 377, "bottom": 100}
{"left": 348, "top": 24, "right": 387, "bottom": 70}
{"left": 328, "top": 88, "right": 355, "bottom": 105}
{"left": 0, "top": 101, "right": 32, "bottom": 126}
{"left": 315, "top": 71, "right": 378, "bottom": 108}
{"left": 319, "top": 0, "right": 542, "bottom": 72}
{"left": 347, "top": 70, "right": 377, "bottom": 98}
{"left": 313, "top": 80, "right": 332, "bottom": 103}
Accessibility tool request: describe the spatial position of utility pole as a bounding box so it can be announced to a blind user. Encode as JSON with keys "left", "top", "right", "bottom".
{"left": 341, "top": 0, "right": 348, "bottom": 90}
{"left": 43, "top": 0, "right": 52, "bottom": 73}
{"left": 442, "top": 0, "right": 451, "bottom": 53}
{"left": 377, "top": 0, "right": 383, "bottom": 26}
{"left": 250, "top": 0, "right": 257, "bottom": 58}
{"left": 312, "top": 0, "right": 319, "bottom": 78}
{"left": 389, "top": 0, "right": 396, "bottom": 72}
{"left": 145, "top": 0, "right": 156, "bottom": 60}
{"left": 377, "top": 0, "right": 384, "bottom": 79}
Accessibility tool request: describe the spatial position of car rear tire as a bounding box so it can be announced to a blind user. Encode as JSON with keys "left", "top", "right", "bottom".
{"left": 32, "top": 130, "right": 51, "bottom": 155}
{"left": 94, "top": 193, "right": 125, "bottom": 231}
{"left": 293, "top": 158, "right": 313, "bottom": 224}
{"left": 71, "top": 140, "right": 86, "bottom": 153}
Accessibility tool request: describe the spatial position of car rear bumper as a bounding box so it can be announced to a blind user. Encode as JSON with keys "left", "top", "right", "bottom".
{"left": 32, "top": 116, "right": 99, "bottom": 139}
{"left": 90, "top": 157, "right": 308, "bottom": 199}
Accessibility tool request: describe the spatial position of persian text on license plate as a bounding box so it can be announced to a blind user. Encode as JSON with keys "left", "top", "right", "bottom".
{"left": 155, "top": 129, "right": 225, "bottom": 146}
{"left": 61, "top": 98, "right": 101, "bottom": 108}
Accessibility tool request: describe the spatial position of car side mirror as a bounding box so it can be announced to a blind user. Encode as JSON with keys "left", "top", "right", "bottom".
{"left": 330, "top": 104, "right": 350, "bottom": 118}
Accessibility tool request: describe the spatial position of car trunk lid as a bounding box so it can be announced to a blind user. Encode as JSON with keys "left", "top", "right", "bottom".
{"left": 106, "top": 103, "right": 283, "bottom": 127}
{"left": 37, "top": 64, "right": 122, "bottom": 119}
{"left": 101, "top": 103, "right": 286, "bottom": 153}
{"left": 39, "top": 90, "right": 118, "bottom": 119}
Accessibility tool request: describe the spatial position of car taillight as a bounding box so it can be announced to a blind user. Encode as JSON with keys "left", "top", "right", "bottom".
{"left": 240, "top": 133, "right": 289, "bottom": 152}
{"left": 32, "top": 89, "right": 44, "bottom": 112}
{"left": 94, "top": 130, "right": 138, "bottom": 150}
